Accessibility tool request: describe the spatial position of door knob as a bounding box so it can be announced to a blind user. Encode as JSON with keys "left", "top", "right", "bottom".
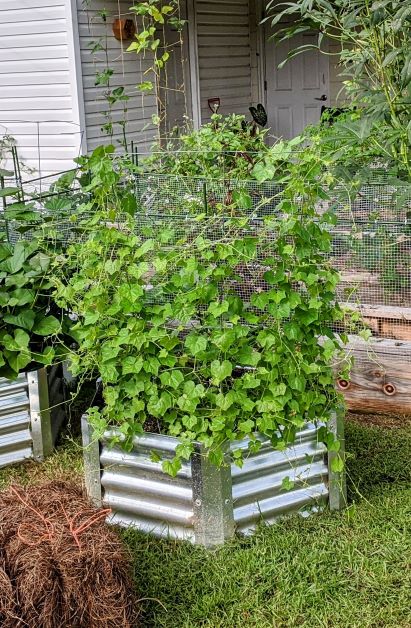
{"left": 315, "top": 94, "right": 328, "bottom": 101}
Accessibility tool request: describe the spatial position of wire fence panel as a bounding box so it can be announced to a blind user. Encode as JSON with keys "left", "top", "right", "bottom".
{"left": 3, "top": 170, "right": 411, "bottom": 339}
{"left": 134, "top": 174, "right": 411, "bottom": 298}
{"left": 4, "top": 171, "right": 411, "bottom": 308}
{"left": 134, "top": 175, "right": 411, "bottom": 400}
{"left": 331, "top": 182, "right": 411, "bottom": 309}
{"left": 3, "top": 168, "right": 411, "bottom": 411}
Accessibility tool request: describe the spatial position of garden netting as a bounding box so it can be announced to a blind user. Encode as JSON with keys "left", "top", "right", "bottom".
{"left": 2, "top": 167, "right": 411, "bottom": 360}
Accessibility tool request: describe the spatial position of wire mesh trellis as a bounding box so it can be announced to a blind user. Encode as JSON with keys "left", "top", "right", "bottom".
{"left": 133, "top": 173, "right": 411, "bottom": 304}
{"left": 3, "top": 163, "right": 411, "bottom": 413}
{"left": 3, "top": 167, "right": 411, "bottom": 345}
{"left": 0, "top": 168, "right": 90, "bottom": 246}
{"left": 133, "top": 173, "right": 411, "bottom": 384}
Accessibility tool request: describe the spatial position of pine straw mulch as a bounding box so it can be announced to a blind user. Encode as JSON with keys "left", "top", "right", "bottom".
{"left": 0, "top": 481, "right": 139, "bottom": 628}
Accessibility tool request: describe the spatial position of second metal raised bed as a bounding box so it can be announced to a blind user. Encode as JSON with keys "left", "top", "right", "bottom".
{"left": 0, "top": 366, "right": 65, "bottom": 469}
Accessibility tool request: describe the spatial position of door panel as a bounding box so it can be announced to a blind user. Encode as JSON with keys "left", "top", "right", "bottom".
{"left": 273, "top": 39, "right": 292, "bottom": 91}
{"left": 277, "top": 107, "right": 293, "bottom": 139}
{"left": 304, "top": 105, "right": 321, "bottom": 127}
{"left": 265, "top": 23, "right": 329, "bottom": 139}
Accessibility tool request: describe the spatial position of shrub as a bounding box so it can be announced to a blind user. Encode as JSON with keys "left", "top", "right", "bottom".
{"left": 0, "top": 185, "right": 72, "bottom": 379}
{"left": 268, "top": 0, "right": 411, "bottom": 182}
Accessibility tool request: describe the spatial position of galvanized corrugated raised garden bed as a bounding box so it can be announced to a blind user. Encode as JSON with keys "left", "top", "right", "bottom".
{"left": 0, "top": 367, "right": 65, "bottom": 468}
{"left": 82, "top": 415, "right": 345, "bottom": 547}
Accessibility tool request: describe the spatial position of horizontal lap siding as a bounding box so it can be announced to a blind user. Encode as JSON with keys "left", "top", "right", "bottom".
{"left": 195, "top": 0, "right": 252, "bottom": 123}
{"left": 77, "top": 0, "right": 156, "bottom": 154}
{"left": 0, "top": 1, "right": 82, "bottom": 179}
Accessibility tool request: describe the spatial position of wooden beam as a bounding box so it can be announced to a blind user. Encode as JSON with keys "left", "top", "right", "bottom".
{"left": 350, "top": 304, "right": 411, "bottom": 321}
{"left": 340, "top": 272, "right": 380, "bottom": 285}
{"left": 346, "top": 304, "right": 411, "bottom": 342}
{"left": 336, "top": 336, "right": 411, "bottom": 413}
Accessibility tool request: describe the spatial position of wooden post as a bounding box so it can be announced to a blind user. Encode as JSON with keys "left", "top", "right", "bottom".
{"left": 336, "top": 335, "right": 411, "bottom": 413}
{"left": 348, "top": 304, "right": 411, "bottom": 342}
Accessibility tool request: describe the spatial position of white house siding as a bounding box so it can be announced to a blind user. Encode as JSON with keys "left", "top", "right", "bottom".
{"left": 0, "top": 0, "right": 83, "bottom": 180}
{"left": 77, "top": 0, "right": 157, "bottom": 155}
{"left": 195, "top": 0, "right": 253, "bottom": 123}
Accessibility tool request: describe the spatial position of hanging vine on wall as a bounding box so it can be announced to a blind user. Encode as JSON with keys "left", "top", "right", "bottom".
{"left": 84, "top": 4, "right": 130, "bottom": 149}
{"left": 82, "top": 0, "right": 187, "bottom": 148}
{"left": 127, "top": 0, "right": 187, "bottom": 134}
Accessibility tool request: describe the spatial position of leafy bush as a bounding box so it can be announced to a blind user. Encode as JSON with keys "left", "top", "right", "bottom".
{"left": 0, "top": 239, "right": 63, "bottom": 378}
{"left": 268, "top": 1, "right": 411, "bottom": 301}
{"left": 53, "top": 142, "right": 346, "bottom": 474}
{"left": 268, "top": 0, "right": 411, "bottom": 182}
{"left": 143, "top": 113, "right": 300, "bottom": 181}
{"left": 0, "top": 184, "right": 73, "bottom": 379}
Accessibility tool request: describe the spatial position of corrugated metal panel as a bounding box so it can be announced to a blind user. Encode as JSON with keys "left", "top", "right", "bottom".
{"left": 93, "top": 423, "right": 330, "bottom": 544}
{"left": 100, "top": 434, "right": 195, "bottom": 541}
{"left": 76, "top": 0, "right": 157, "bottom": 153}
{"left": 0, "top": 374, "right": 32, "bottom": 468}
{"left": 0, "top": 1, "right": 83, "bottom": 179}
{"left": 195, "top": 0, "right": 252, "bottom": 122}
{"left": 231, "top": 428, "right": 328, "bottom": 534}
{"left": 0, "top": 368, "right": 63, "bottom": 469}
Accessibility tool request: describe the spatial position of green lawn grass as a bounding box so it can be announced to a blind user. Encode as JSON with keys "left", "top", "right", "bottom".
{"left": 126, "top": 484, "right": 410, "bottom": 628}
{"left": 0, "top": 437, "right": 83, "bottom": 490}
{"left": 0, "top": 418, "right": 410, "bottom": 628}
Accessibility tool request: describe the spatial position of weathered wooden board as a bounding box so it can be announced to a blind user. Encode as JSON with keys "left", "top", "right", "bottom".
{"left": 349, "top": 304, "right": 411, "bottom": 341}
{"left": 340, "top": 271, "right": 380, "bottom": 285}
{"left": 336, "top": 336, "right": 411, "bottom": 413}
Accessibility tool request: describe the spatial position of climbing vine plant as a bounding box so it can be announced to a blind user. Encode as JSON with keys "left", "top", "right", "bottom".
{"left": 53, "top": 142, "right": 347, "bottom": 475}
{"left": 83, "top": 0, "right": 186, "bottom": 145}
{"left": 127, "top": 0, "right": 187, "bottom": 133}
{"left": 84, "top": 4, "right": 130, "bottom": 149}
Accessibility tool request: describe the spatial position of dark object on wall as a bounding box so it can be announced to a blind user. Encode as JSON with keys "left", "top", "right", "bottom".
{"left": 208, "top": 98, "right": 221, "bottom": 114}
{"left": 249, "top": 104, "right": 268, "bottom": 127}
{"left": 113, "top": 18, "right": 136, "bottom": 42}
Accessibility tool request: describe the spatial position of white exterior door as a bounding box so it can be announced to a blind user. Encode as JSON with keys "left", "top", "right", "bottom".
{"left": 264, "top": 29, "right": 329, "bottom": 139}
